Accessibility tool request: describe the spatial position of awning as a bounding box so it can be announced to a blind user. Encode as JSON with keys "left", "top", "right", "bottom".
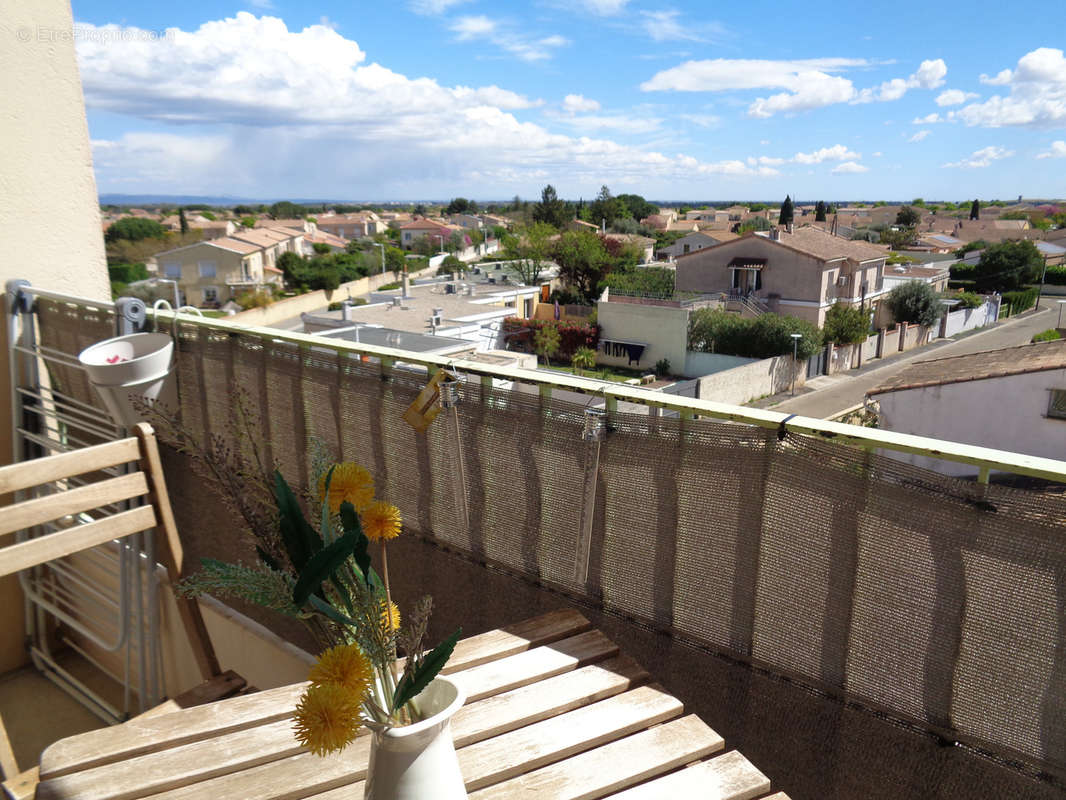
{"left": 728, "top": 257, "right": 767, "bottom": 270}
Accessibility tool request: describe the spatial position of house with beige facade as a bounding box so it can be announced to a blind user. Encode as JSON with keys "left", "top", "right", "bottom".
{"left": 314, "top": 212, "right": 382, "bottom": 239}
{"left": 675, "top": 226, "right": 888, "bottom": 327}
{"left": 154, "top": 238, "right": 281, "bottom": 307}
{"left": 399, "top": 218, "right": 461, "bottom": 250}
{"left": 229, "top": 227, "right": 303, "bottom": 272}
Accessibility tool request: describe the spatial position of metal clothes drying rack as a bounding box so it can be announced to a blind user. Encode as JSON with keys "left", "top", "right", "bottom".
{"left": 5, "top": 281, "right": 164, "bottom": 722}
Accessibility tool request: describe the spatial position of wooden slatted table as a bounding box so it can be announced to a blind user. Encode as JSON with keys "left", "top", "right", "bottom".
{"left": 35, "top": 610, "right": 787, "bottom": 800}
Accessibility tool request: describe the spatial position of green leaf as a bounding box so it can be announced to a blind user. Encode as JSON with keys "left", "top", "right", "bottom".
{"left": 292, "top": 528, "right": 365, "bottom": 606}
{"left": 339, "top": 501, "right": 371, "bottom": 584}
{"left": 392, "top": 628, "right": 461, "bottom": 712}
{"left": 320, "top": 465, "right": 336, "bottom": 545}
{"left": 274, "top": 470, "right": 323, "bottom": 571}
{"left": 307, "top": 593, "right": 361, "bottom": 628}
{"left": 255, "top": 546, "right": 281, "bottom": 572}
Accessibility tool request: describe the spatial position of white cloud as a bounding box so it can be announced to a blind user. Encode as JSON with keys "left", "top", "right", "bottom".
{"left": 872, "top": 151, "right": 882, "bottom": 157}
{"left": 409, "top": 0, "right": 469, "bottom": 13}
{"left": 747, "top": 155, "right": 785, "bottom": 166}
{"left": 639, "top": 10, "right": 725, "bottom": 43}
{"left": 831, "top": 161, "right": 869, "bottom": 174}
{"left": 641, "top": 57, "right": 867, "bottom": 117}
{"left": 76, "top": 14, "right": 780, "bottom": 195}
{"left": 792, "top": 144, "right": 860, "bottom": 164}
{"left": 908, "top": 130, "right": 931, "bottom": 142}
{"left": 680, "top": 113, "right": 721, "bottom": 128}
{"left": 936, "top": 89, "right": 978, "bottom": 106}
{"left": 942, "top": 145, "right": 1014, "bottom": 168}
{"left": 1036, "top": 140, "right": 1066, "bottom": 159}
{"left": 575, "top": 0, "right": 629, "bottom": 14}
{"left": 642, "top": 56, "right": 947, "bottom": 117}
{"left": 853, "top": 58, "right": 948, "bottom": 103}
{"left": 980, "top": 69, "right": 1012, "bottom": 86}
{"left": 956, "top": 48, "right": 1066, "bottom": 128}
{"left": 562, "top": 94, "right": 600, "bottom": 113}
{"left": 912, "top": 112, "right": 942, "bottom": 124}
{"left": 449, "top": 16, "right": 568, "bottom": 61}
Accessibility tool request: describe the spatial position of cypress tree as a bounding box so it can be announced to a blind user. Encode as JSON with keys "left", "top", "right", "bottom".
{"left": 779, "top": 195, "right": 794, "bottom": 226}
{"left": 178, "top": 207, "right": 189, "bottom": 235}
{"left": 969, "top": 199, "right": 980, "bottom": 220}
{"left": 814, "top": 201, "right": 827, "bottom": 222}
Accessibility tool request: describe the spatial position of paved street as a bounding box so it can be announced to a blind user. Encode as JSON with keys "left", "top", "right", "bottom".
{"left": 761, "top": 299, "right": 1062, "bottom": 419}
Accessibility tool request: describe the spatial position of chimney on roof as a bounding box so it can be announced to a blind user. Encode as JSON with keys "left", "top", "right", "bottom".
{"left": 787, "top": 223, "right": 794, "bottom": 234}
{"left": 770, "top": 227, "right": 780, "bottom": 241}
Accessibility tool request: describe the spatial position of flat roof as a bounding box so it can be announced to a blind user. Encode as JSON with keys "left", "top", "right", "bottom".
{"left": 317, "top": 325, "right": 473, "bottom": 355}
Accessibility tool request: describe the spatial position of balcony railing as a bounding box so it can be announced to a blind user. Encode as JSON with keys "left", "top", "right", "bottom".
{"left": 8, "top": 280, "right": 1066, "bottom": 791}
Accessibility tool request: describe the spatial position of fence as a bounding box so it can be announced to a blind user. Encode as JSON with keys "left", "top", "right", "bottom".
{"left": 942, "top": 299, "right": 999, "bottom": 338}
{"left": 12, "top": 285, "right": 1066, "bottom": 799}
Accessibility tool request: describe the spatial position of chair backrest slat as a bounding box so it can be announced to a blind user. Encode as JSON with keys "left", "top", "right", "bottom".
{"left": 0, "top": 439, "right": 141, "bottom": 496}
{"left": 0, "top": 472, "right": 150, "bottom": 538}
{"left": 0, "top": 505, "right": 157, "bottom": 578}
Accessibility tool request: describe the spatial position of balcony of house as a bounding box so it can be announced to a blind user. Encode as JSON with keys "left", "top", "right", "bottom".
{"left": 3, "top": 281, "right": 1066, "bottom": 800}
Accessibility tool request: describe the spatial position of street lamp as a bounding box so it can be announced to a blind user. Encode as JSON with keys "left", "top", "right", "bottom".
{"left": 790, "top": 333, "right": 802, "bottom": 396}
{"left": 371, "top": 242, "right": 385, "bottom": 275}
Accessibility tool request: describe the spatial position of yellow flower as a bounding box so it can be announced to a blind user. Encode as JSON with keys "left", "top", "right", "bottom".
{"left": 320, "top": 463, "right": 374, "bottom": 514}
{"left": 380, "top": 600, "right": 401, "bottom": 633}
{"left": 361, "top": 500, "right": 402, "bottom": 542}
{"left": 293, "top": 683, "right": 363, "bottom": 756}
{"left": 308, "top": 643, "right": 374, "bottom": 695}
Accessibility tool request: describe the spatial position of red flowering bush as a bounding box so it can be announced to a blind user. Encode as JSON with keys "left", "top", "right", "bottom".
{"left": 503, "top": 318, "right": 599, "bottom": 359}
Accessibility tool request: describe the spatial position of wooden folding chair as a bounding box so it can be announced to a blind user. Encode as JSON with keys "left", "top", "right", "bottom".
{"left": 0, "top": 422, "right": 221, "bottom": 787}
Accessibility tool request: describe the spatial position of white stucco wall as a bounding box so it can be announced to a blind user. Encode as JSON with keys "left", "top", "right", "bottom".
{"left": 696, "top": 353, "right": 806, "bottom": 406}
{"left": 1, "top": 0, "right": 108, "bottom": 300}
{"left": 596, "top": 300, "right": 689, "bottom": 373}
{"left": 876, "top": 368, "right": 1066, "bottom": 476}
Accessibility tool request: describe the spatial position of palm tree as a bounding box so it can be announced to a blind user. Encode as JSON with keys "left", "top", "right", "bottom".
{"left": 571, "top": 346, "right": 596, "bottom": 375}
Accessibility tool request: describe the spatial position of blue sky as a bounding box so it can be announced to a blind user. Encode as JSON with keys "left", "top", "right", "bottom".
{"left": 70, "top": 0, "right": 1065, "bottom": 202}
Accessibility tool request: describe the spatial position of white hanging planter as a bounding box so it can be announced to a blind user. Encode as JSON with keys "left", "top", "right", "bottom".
{"left": 363, "top": 676, "right": 467, "bottom": 800}
{"left": 78, "top": 332, "right": 176, "bottom": 429}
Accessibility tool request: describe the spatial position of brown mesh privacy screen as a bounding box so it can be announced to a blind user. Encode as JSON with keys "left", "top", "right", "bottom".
{"left": 30, "top": 302, "right": 1066, "bottom": 783}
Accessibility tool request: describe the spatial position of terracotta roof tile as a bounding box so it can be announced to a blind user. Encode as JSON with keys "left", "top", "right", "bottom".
{"left": 868, "top": 339, "right": 1066, "bottom": 396}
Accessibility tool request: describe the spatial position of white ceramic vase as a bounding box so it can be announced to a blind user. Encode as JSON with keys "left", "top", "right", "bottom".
{"left": 78, "top": 333, "right": 176, "bottom": 428}
{"left": 364, "top": 676, "right": 467, "bottom": 800}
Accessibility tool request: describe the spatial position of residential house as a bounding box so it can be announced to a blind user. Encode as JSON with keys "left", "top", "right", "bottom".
{"left": 658, "top": 231, "right": 738, "bottom": 260}
{"left": 665, "top": 219, "right": 700, "bottom": 233}
{"left": 1037, "top": 240, "right": 1066, "bottom": 267}
{"left": 917, "top": 233, "right": 964, "bottom": 253}
{"left": 448, "top": 213, "right": 483, "bottom": 230}
{"left": 153, "top": 238, "right": 281, "bottom": 306}
{"left": 675, "top": 226, "right": 888, "bottom": 326}
{"left": 399, "top": 218, "right": 458, "bottom": 250}
{"left": 297, "top": 227, "right": 349, "bottom": 254}
{"left": 229, "top": 226, "right": 304, "bottom": 272}
{"left": 882, "top": 262, "right": 951, "bottom": 294}
{"left": 603, "top": 233, "right": 655, "bottom": 263}
{"left": 868, "top": 339, "right": 1066, "bottom": 476}
{"left": 950, "top": 218, "right": 1039, "bottom": 244}
{"left": 315, "top": 212, "right": 382, "bottom": 239}
{"left": 640, "top": 212, "right": 676, "bottom": 230}
{"left": 567, "top": 219, "right": 601, "bottom": 233}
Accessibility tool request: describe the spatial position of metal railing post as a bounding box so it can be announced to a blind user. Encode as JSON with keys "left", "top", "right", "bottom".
{"left": 574, "top": 407, "right": 606, "bottom": 583}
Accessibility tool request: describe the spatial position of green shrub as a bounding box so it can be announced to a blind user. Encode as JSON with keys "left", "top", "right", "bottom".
{"left": 687, "top": 309, "right": 822, "bottom": 360}
{"left": 603, "top": 267, "right": 676, "bottom": 297}
{"left": 654, "top": 358, "right": 671, "bottom": 376}
{"left": 949, "top": 262, "right": 977, "bottom": 280}
{"left": 823, "top": 303, "right": 872, "bottom": 344}
{"left": 105, "top": 217, "right": 166, "bottom": 243}
{"left": 1033, "top": 329, "right": 1061, "bottom": 343}
{"left": 1002, "top": 287, "right": 1038, "bottom": 314}
{"left": 377, "top": 282, "right": 401, "bottom": 291}
{"left": 235, "top": 289, "right": 273, "bottom": 310}
{"left": 107, "top": 262, "right": 149, "bottom": 284}
{"left": 951, "top": 291, "right": 983, "bottom": 309}
{"left": 886, "top": 281, "right": 945, "bottom": 327}
{"left": 1044, "top": 265, "right": 1066, "bottom": 286}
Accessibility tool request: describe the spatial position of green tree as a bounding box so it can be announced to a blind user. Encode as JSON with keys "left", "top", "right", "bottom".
{"left": 571, "top": 346, "right": 596, "bottom": 375}
{"left": 269, "top": 201, "right": 303, "bottom": 219}
{"left": 312, "top": 242, "right": 331, "bottom": 255}
{"left": 814, "top": 201, "right": 827, "bottom": 222}
{"left": 973, "top": 239, "right": 1043, "bottom": 292}
{"left": 912, "top": 198, "right": 926, "bottom": 208}
{"left": 241, "top": 216, "right": 257, "bottom": 228}
{"left": 384, "top": 246, "right": 406, "bottom": 277}
{"left": 739, "top": 216, "right": 771, "bottom": 233}
{"left": 895, "top": 206, "right": 921, "bottom": 227}
{"left": 969, "top": 199, "right": 980, "bottom": 220}
{"left": 588, "top": 185, "right": 622, "bottom": 228}
{"left": 687, "top": 309, "right": 822, "bottom": 359}
{"left": 885, "top": 281, "right": 945, "bottom": 327}
{"left": 505, "top": 222, "right": 555, "bottom": 285}
{"left": 615, "top": 193, "right": 658, "bottom": 222}
{"left": 879, "top": 227, "right": 917, "bottom": 249}
{"left": 445, "top": 198, "right": 471, "bottom": 215}
{"left": 532, "top": 184, "right": 568, "bottom": 228}
{"left": 533, "top": 324, "right": 561, "bottom": 365}
{"left": 778, "top": 195, "right": 794, "bottom": 226}
{"left": 823, "top": 303, "right": 872, "bottom": 344}
{"left": 552, "top": 230, "right": 614, "bottom": 302}
{"left": 178, "top": 207, "right": 189, "bottom": 235}
{"left": 105, "top": 217, "right": 166, "bottom": 243}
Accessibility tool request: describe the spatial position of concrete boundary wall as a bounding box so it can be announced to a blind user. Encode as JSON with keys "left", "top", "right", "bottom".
{"left": 683, "top": 351, "right": 755, "bottom": 378}
{"left": 229, "top": 265, "right": 437, "bottom": 327}
{"left": 943, "top": 299, "right": 999, "bottom": 338}
{"left": 696, "top": 353, "right": 805, "bottom": 405}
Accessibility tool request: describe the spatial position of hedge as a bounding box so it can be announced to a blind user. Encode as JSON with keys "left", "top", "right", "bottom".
{"left": 1002, "top": 287, "right": 1038, "bottom": 314}
{"left": 1044, "top": 265, "right": 1066, "bottom": 286}
{"left": 502, "top": 318, "right": 599, "bottom": 359}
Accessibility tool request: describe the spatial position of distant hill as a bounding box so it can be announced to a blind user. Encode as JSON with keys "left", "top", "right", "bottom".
{"left": 98, "top": 194, "right": 373, "bottom": 207}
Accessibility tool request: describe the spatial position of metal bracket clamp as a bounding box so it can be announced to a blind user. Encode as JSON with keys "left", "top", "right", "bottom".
{"left": 114, "top": 296, "right": 148, "bottom": 336}
{"left": 5, "top": 279, "right": 33, "bottom": 314}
